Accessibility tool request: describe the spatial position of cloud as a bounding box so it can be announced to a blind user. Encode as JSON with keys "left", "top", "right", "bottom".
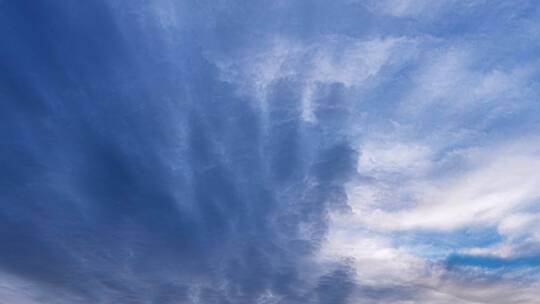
{"left": 358, "top": 141, "right": 432, "bottom": 177}
{"left": 2, "top": 0, "right": 540, "bottom": 303}
{"left": 214, "top": 35, "right": 418, "bottom": 121}
{"left": 402, "top": 48, "right": 535, "bottom": 116}
{"left": 0, "top": 2, "right": 362, "bottom": 303}
{"left": 351, "top": 139, "right": 540, "bottom": 232}
{"left": 365, "top": 0, "right": 450, "bottom": 18}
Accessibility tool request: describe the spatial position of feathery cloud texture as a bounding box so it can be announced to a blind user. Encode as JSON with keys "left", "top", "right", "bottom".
{"left": 1, "top": 0, "right": 540, "bottom": 303}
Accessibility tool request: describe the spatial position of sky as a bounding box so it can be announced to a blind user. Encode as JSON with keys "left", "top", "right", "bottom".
{"left": 1, "top": 1, "right": 540, "bottom": 303}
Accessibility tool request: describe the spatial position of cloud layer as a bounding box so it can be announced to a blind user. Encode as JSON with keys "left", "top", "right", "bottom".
{"left": 1, "top": 0, "right": 540, "bottom": 303}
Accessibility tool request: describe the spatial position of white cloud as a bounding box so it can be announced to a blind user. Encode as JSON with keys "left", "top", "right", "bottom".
{"left": 402, "top": 48, "right": 535, "bottom": 116}
{"left": 355, "top": 139, "right": 540, "bottom": 231}
{"left": 210, "top": 15, "right": 540, "bottom": 301}
{"left": 358, "top": 142, "right": 432, "bottom": 177}
{"left": 321, "top": 211, "right": 540, "bottom": 304}
{"left": 321, "top": 207, "right": 434, "bottom": 279}
{"left": 320, "top": 138, "right": 540, "bottom": 302}
{"left": 461, "top": 213, "right": 540, "bottom": 259}
{"left": 214, "top": 35, "right": 418, "bottom": 121}
{"left": 0, "top": 271, "right": 81, "bottom": 304}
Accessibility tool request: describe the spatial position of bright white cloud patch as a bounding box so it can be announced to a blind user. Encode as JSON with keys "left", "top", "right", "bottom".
{"left": 358, "top": 141, "right": 540, "bottom": 230}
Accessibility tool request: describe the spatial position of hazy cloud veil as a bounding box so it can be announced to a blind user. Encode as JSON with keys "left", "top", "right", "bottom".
{"left": 1, "top": 1, "right": 540, "bottom": 303}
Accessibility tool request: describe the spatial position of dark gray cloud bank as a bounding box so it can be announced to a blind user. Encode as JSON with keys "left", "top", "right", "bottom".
{"left": 2, "top": 1, "right": 540, "bottom": 303}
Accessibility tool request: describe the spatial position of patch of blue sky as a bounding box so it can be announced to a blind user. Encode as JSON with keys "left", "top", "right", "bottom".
{"left": 395, "top": 228, "right": 504, "bottom": 260}
{"left": 446, "top": 253, "right": 540, "bottom": 270}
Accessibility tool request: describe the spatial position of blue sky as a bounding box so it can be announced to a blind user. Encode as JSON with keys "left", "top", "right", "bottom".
{"left": 1, "top": 1, "right": 540, "bottom": 303}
